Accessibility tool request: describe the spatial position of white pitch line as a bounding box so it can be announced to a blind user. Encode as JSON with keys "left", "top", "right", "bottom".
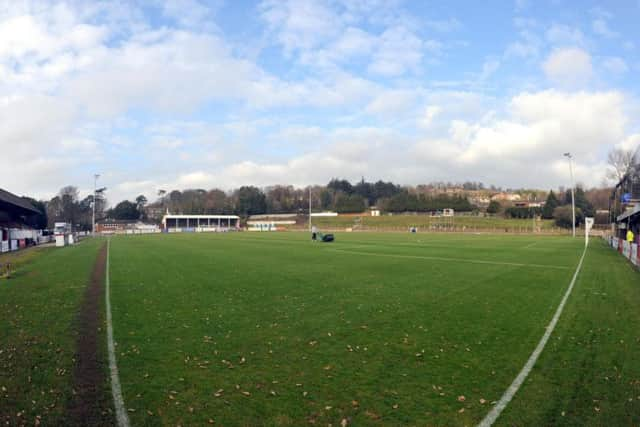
{"left": 327, "top": 248, "right": 571, "bottom": 270}
{"left": 522, "top": 241, "right": 539, "bottom": 249}
{"left": 105, "top": 238, "right": 131, "bottom": 427}
{"left": 477, "top": 243, "right": 588, "bottom": 427}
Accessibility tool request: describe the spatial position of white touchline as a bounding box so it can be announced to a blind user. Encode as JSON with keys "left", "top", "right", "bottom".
{"left": 328, "top": 248, "right": 571, "bottom": 270}
{"left": 106, "top": 238, "right": 131, "bottom": 427}
{"left": 476, "top": 243, "right": 589, "bottom": 427}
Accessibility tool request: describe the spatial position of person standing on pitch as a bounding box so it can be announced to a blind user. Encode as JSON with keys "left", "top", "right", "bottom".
{"left": 312, "top": 225, "right": 318, "bottom": 241}
{"left": 627, "top": 228, "right": 635, "bottom": 244}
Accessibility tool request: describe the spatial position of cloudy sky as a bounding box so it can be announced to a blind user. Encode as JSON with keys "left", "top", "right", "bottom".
{"left": 1, "top": 0, "right": 639, "bottom": 204}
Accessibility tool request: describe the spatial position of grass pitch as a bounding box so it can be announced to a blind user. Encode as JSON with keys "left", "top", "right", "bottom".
{"left": 108, "top": 232, "right": 583, "bottom": 426}
{"left": 3, "top": 233, "right": 639, "bottom": 426}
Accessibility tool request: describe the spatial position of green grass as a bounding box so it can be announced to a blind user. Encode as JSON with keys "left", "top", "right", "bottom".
{"left": 498, "top": 239, "right": 640, "bottom": 426}
{"left": 0, "top": 239, "right": 104, "bottom": 425}
{"left": 108, "top": 232, "right": 584, "bottom": 426}
{"left": 309, "top": 215, "right": 559, "bottom": 233}
{"left": 2, "top": 233, "right": 638, "bottom": 426}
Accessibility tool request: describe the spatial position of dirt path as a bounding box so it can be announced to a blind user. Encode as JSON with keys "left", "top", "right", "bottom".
{"left": 66, "top": 242, "right": 113, "bottom": 426}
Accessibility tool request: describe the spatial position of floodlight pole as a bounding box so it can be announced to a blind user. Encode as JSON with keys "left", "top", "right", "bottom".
{"left": 308, "top": 187, "right": 312, "bottom": 232}
{"left": 93, "top": 174, "right": 100, "bottom": 236}
{"left": 564, "top": 153, "right": 576, "bottom": 238}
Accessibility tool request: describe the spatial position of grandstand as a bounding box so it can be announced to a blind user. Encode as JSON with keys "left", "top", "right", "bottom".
{"left": 0, "top": 188, "right": 42, "bottom": 252}
{"left": 611, "top": 152, "right": 640, "bottom": 241}
{"left": 162, "top": 214, "right": 240, "bottom": 231}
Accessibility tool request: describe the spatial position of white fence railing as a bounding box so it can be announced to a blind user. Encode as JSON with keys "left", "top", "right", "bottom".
{"left": 606, "top": 235, "right": 640, "bottom": 268}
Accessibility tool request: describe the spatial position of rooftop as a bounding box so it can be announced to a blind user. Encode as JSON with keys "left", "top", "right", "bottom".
{"left": 0, "top": 188, "right": 40, "bottom": 215}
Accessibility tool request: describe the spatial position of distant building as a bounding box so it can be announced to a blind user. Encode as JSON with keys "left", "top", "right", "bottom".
{"left": 491, "top": 193, "right": 521, "bottom": 202}
{"left": 469, "top": 196, "right": 491, "bottom": 208}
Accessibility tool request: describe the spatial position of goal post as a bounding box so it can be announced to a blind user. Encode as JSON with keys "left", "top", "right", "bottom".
{"left": 585, "top": 217, "right": 594, "bottom": 247}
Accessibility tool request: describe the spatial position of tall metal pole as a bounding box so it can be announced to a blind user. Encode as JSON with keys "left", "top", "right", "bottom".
{"left": 564, "top": 153, "right": 576, "bottom": 238}
{"left": 93, "top": 174, "right": 99, "bottom": 236}
{"left": 308, "top": 187, "right": 312, "bottom": 232}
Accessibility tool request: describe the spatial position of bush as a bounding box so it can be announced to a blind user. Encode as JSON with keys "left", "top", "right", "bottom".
{"left": 504, "top": 206, "right": 542, "bottom": 219}
{"left": 486, "top": 200, "right": 501, "bottom": 214}
{"left": 553, "top": 205, "right": 583, "bottom": 228}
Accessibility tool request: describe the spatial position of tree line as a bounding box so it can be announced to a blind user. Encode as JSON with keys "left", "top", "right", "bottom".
{"left": 487, "top": 186, "right": 596, "bottom": 227}
{"left": 18, "top": 178, "right": 614, "bottom": 231}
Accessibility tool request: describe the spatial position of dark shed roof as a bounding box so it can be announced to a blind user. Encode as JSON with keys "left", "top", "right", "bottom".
{"left": 0, "top": 188, "right": 40, "bottom": 215}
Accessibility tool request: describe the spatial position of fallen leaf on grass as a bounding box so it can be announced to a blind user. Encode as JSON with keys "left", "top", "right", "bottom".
{"left": 364, "top": 411, "right": 380, "bottom": 420}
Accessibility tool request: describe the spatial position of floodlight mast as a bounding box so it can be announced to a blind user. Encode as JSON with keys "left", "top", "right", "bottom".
{"left": 308, "top": 186, "right": 312, "bottom": 232}
{"left": 563, "top": 153, "right": 576, "bottom": 238}
{"left": 93, "top": 174, "right": 100, "bottom": 236}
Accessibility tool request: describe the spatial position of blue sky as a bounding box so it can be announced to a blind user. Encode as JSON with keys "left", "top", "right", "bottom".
{"left": 1, "top": 0, "right": 639, "bottom": 204}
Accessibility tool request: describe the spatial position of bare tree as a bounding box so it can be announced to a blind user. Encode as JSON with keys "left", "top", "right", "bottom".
{"left": 606, "top": 148, "right": 636, "bottom": 183}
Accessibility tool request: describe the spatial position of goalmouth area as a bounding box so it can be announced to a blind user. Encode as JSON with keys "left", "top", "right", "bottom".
{"left": 1, "top": 232, "right": 640, "bottom": 426}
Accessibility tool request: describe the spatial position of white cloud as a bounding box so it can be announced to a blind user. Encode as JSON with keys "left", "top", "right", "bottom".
{"left": 478, "top": 58, "right": 500, "bottom": 81}
{"left": 271, "top": 126, "right": 325, "bottom": 146}
{"left": 259, "top": 1, "right": 433, "bottom": 77}
{"left": 602, "top": 56, "right": 628, "bottom": 74}
{"left": 592, "top": 18, "right": 619, "bottom": 38}
{"left": 542, "top": 47, "right": 592, "bottom": 87}
{"left": 417, "top": 106, "right": 442, "bottom": 128}
{"left": 368, "top": 26, "right": 425, "bottom": 76}
{"left": 365, "top": 90, "right": 416, "bottom": 116}
{"left": 152, "top": 90, "right": 632, "bottom": 193}
{"left": 545, "top": 24, "right": 586, "bottom": 47}
{"left": 505, "top": 30, "right": 541, "bottom": 58}
{"left": 259, "top": 0, "right": 341, "bottom": 54}
{"left": 413, "top": 90, "right": 628, "bottom": 187}
{"left": 161, "top": 0, "right": 220, "bottom": 28}
{"left": 617, "top": 134, "right": 640, "bottom": 152}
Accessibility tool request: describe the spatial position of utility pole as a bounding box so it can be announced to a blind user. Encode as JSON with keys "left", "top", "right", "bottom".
{"left": 93, "top": 174, "right": 100, "bottom": 236}
{"left": 563, "top": 153, "right": 576, "bottom": 238}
